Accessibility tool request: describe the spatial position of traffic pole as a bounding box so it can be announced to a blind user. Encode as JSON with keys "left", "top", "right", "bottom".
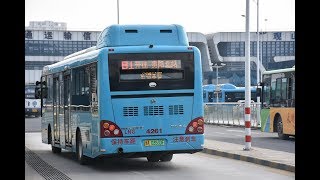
{"left": 244, "top": 0, "right": 251, "bottom": 151}
{"left": 256, "top": 0, "right": 261, "bottom": 127}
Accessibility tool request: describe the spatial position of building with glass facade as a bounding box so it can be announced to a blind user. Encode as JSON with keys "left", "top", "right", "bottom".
{"left": 205, "top": 31, "right": 295, "bottom": 86}
{"left": 25, "top": 21, "right": 100, "bottom": 84}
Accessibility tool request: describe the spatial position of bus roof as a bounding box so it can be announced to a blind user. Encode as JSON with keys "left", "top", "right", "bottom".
{"left": 262, "top": 67, "right": 295, "bottom": 75}
{"left": 96, "top": 24, "right": 189, "bottom": 48}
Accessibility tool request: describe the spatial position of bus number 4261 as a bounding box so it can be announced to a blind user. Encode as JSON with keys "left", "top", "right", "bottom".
{"left": 146, "top": 128, "right": 162, "bottom": 134}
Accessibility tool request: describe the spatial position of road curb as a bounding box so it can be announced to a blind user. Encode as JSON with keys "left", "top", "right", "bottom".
{"left": 201, "top": 148, "right": 295, "bottom": 172}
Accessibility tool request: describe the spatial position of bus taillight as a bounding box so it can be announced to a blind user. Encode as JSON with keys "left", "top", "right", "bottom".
{"left": 185, "top": 117, "right": 204, "bottom": 134}
{"left": 100, "top": 120, "right": 123, "bottom": 138}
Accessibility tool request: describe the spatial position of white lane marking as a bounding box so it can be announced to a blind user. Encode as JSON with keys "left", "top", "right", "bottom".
{"left": 206, "top": 132, "right": 243, "bottom": 137}
{"left": 227, "top": 129, "right": 260, "bottom": 135}
{"left": 215, "top": 132, "right": 227, "bottom": 135}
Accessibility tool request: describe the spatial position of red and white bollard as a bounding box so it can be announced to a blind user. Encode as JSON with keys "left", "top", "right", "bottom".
{"left": 244, "top": 107, "right": 251, "bottom": 150}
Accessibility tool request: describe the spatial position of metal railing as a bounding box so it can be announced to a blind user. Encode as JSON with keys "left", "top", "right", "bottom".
{"left": 204, "top": 102, "right": 261, "bottom": 128}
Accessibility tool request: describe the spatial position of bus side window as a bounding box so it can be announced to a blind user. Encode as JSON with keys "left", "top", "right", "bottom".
{"left": 84, "top": 66, "right": 90, "bottom": 95}
{"left": 275, "top": 78, "right": 282, "bottom": 101}
{"left": 72, "top": 67, "right": 90, "bottom": 107}
{"left": 208, "top": 92, "right": 213, "bottom": 102}
{"left": 281, "top": 78, "right": 288, "bottom": 101}
{"left": 287, "top": 76, "right": 295, "bottom": 107}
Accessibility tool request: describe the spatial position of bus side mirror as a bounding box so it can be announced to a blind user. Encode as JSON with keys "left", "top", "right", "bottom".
{"left": 35, "top": 83, "right": 48, "bottom": 99}
{"left": 42, "top": 87, "right": 48, "bottom": 98}
{"left": 35, "top": 87, "right": 41, "bottom": 99}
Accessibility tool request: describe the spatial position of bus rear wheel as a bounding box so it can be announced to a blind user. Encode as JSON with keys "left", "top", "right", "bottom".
{"left": 160, "top": 153, "right": 173, "bottom": 162}
{"left": 276, "top": 117, "right": 289, "bottom": 140}
{"left": 52, "top": 144, "right": 61, "bottom": 153}
{"left": 49, "top": 127, "right": 61, "bottom": 153}
{"left": 147, "top": 153, "right": 161, "bottom": 162}
{"left": 76, "top": 131, "right": 88, "bottom": 165}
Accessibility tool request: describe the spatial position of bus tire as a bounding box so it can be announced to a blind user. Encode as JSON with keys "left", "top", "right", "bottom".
{"left": 147, "top": 153, "right": 161, "bottom": 162}
{"left": 48, "top": 126, "right": 52, "bottom": 144}
{"left": 160, "top": 153, "right": 173, "bottom": 162}
{"left": 76, "top": 131, "right": 88, "bottom": 165}
{"left": 51, "top": 139, "right": 61, "bottom": 154}
{"left": 52, "top": 144, "right": 61, "bottom": 153}
{"left": 49, "top": 127, "right": 61, "bottom": 153}
{"left": 276, "top": 116, "right": 289, "bottom": 140}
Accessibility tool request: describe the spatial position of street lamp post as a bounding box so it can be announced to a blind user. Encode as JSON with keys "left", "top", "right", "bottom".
{"left": 242, "top": 1, "right": 261, "bottom": 128}
{"left": 117, "top": 0, "right": 120, "bottom": 24}
{"left": 244, "top": 0, "right": 251, "bottom": 151}
{"left": 241, "top": 14, "right": 246, "bottom": 32}
{"left": 256, "top": 0, "right": 260, "bottom": 85}
{"left": 242, "top": 0, "right": 260, "bottom": 85}
{"left": 260, "top": 18, "right": 267, "bottom": 80}
{"left": 212, "top": 62, "right": 226, "bottom": 103}
{"left": 241, "top": 0, "right": 261, "bottom": 85}
{"left": 255, "top": 0, "right": 261, "bottom": 128}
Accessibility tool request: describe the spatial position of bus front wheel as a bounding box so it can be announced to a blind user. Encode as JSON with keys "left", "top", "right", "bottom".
{"left": 276, "top": 117, "right": 289, "bottom": 140}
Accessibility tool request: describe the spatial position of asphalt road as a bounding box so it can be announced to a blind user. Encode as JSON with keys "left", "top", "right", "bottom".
{"left": 204, "top": 124, "right": 295, "bottom": 153}
{"left": 25, "top": 116, "right": 41, "bottom": 132}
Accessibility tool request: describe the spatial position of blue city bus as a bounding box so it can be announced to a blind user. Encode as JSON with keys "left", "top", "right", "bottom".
{"left": 203, "top": 83, "right": 257, "bottom": 103}
{"left": 36, "top": 24, "right": 204, "bottom": 164}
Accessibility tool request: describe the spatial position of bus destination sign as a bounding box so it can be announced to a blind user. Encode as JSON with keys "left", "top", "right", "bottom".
{"left": 121, "top": 60, "right": 181, "bottom": 70}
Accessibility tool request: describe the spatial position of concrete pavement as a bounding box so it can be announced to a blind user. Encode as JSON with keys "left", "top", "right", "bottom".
{"left": 202, "top": 139, "right": 295, "bottom": 172}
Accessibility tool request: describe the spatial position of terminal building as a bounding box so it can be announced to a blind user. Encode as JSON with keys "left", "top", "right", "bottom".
{"left": 25, "top": 21, "right": 295, "bottom": 86}
{"left": 205, "top": 31, "right": 295, "bottom": 85}
{"left": 25, "top": 21, "right": 100, "bottom": 84}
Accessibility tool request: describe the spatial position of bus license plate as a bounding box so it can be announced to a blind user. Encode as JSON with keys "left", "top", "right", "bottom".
{"left": 32, "top": 109, "right": 38, "bottom": 112}
{"left": 144, "top": 139, "right": 165, "bottom": 146}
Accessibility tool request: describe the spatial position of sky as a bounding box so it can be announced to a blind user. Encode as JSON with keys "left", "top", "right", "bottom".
{"left": 25, "top": 0, "right": 295, "bottom": 34}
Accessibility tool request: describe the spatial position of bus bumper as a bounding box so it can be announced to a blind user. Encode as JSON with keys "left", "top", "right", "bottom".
{"left": 98, "top": 134, "right": 204, "bottom": 156}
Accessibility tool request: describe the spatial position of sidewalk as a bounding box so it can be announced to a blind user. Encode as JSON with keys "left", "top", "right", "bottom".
{"left": 202, "top": 139, "right": 295, "bottom": 172}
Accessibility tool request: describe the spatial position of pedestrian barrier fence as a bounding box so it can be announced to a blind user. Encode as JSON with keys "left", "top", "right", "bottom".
{"left": 204, "top": 102, "right": 261, "bottom": 128}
